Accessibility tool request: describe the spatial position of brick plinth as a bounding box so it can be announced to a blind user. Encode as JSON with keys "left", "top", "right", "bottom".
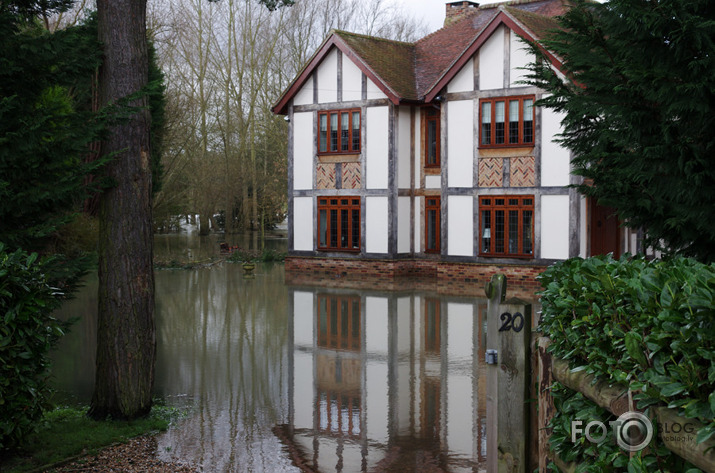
{"left": 285, "top": 256, "right": 545, "bottom": 298}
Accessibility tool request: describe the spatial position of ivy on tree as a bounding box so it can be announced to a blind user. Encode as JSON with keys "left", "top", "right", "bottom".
{"left": 525, "top": 0, "right": 715, "bottom": 262}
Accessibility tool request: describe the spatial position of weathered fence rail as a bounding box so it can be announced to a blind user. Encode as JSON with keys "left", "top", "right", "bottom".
{"left": 537, "top": 337, "right": 715, "bottom": 473}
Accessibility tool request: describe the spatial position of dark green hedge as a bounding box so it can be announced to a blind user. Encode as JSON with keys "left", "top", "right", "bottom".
{"left": 0, "top": 246, "right": 68, "bottom": 450}
{"left": 539, "top": 255, "right": 714, "bottom": 472}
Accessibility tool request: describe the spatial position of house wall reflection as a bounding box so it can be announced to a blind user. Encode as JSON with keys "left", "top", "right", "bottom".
{"left": 285, "top": 289, "right": 490, "bottom": 472}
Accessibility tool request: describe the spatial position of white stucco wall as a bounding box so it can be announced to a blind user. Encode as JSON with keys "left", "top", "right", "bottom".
{"left": 293, "top": 197, "right": 313, "bottom": 251}
{"left": 425, "top": 175, "right": 441, "bottom": 189}
{"left": 541, "top": 194, "right": 570, "bottom": 259}
{"left": 366, "top": 196, "right": 389, "bottom": 254}
{"left": 541, "top": 107, "right": 571, "bottom": 187}
{"left": 398, "top": 106, "right": 411, "bottom": 189}
{"left": 317, "top": 48, "right": 338, "bottom": 103}
{"left": 479, "top": 25, "right": 505, "bottom": 90}
{"left": 510, "top": 32, "right": 533, "bottom": 87}
{"left": 293, "top": 75, "right": 313, "bottom": 106}
{"left": 448, "top": 195, "right": 474, "bottom": 256}
{"left": 293, "top": 112, "right": 313, "bottom": 190}
{"left": 398, "top": 196, "right": 411, "bottom": 253}
{"left": 448, "top": 57, "right": 474, "bottom": 93}
{"left": 366, "top": 106, "right": 389, "bottom": 189}
{"left": 293, "top": 291, "right": 314, "bottom": 347}
{"left": 366, "top": 77, "right": 387, "bottom": 99}
{"left": 447, "top": 100, "right": 474, "bottom": 188}
{"left": 342, "top": 56, "right": 362, "bottom": 101}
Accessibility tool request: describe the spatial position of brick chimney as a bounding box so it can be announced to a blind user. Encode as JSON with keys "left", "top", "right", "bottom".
{"left": 445, "top": 1, "right": 479, "bottom": 27}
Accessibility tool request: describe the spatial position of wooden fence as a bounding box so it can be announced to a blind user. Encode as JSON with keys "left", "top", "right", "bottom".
{"left": 537, "top": 337, "right": 715, "bottom": 473}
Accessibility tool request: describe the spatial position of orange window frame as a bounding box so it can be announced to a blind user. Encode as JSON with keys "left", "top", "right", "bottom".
{"left": 318, "top": 109, "right": 361, "bottom": 155}
{"left": 424, "top": 107, "right": 441, "bottom": 167}
{"left": 317, "top": 197, "right": 361, "bottom": 252}
{"left": 479, "top": 195, "right": 534, "bottom": 258}
{"left": 425, "top": 196, "right": 440, "bottom": 253}
{"left": 479, "top": 96, "right": 534, "bottom": 148}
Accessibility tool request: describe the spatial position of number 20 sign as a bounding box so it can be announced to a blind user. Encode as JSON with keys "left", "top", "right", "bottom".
{"left": 498, "top": 312, "right": 525, "bottom": 332}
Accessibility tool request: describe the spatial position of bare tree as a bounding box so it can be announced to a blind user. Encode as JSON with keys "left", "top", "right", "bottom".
{"left": 149, "top": 0, "right": 426, "bottom": 236}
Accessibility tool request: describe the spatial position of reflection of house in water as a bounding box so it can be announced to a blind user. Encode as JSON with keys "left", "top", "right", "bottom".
{"left": 278, "top": 288, "right": 490, "bottom": 472}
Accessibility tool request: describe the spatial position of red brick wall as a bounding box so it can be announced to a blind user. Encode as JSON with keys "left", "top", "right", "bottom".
{"left": 285, "top": 256, "right": 545, "bottom": 298}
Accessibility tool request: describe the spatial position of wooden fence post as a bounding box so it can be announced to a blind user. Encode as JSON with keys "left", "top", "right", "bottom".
{"left": 486, "top": 274, "right": 532, "bottom": 473}
{"left": 538, "top": 337, "right": 555, "bottom": 472}
{"left": 486, "top": 274, "right": 506, "bottom": 473}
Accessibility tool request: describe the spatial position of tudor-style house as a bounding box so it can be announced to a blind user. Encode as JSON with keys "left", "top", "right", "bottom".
{"left": 273, "top": 0, "right": 640, "bottom": 279}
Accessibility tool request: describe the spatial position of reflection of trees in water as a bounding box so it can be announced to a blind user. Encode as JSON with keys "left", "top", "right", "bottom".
{"left": 153, "top": 264, "right": 295, "bottom": 472}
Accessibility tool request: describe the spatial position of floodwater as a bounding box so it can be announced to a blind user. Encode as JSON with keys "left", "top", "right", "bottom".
{"left": 51, "top": 232, "right": 534, "bottom": 472}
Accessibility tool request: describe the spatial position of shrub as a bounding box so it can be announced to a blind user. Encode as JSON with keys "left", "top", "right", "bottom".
{"left": 539, "top": 255, "right": 714, "bottom": 470}
{"left": 0, "top": 245, "right": 68, "bottom": 450}
{"left": 225, "top": 247, "right": 286, "bottom": 263}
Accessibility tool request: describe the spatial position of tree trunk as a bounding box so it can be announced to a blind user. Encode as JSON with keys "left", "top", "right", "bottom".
{"left": 90, "top": 0, "right": 155, "bottom": 421}
{"left": 199, "top": 212, "right": 210, "bottom": 236}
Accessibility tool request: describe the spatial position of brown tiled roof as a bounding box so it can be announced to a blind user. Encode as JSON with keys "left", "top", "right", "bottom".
{"left": 334, "top": 31, "right": 418, "bottom": 101}
{"left": 273, "top": 0, "right": 569, "bottom": 113}
{"left": 505, "top": 6, "right": 562, "bottom": 41}
{"left": 413, "top": 0, "right": 569, "bottom": 99}
{"left": 415, "top": 8, "right": 496, "bottom": 98}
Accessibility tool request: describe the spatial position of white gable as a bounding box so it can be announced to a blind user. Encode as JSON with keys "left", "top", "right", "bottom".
{"left": 510, "top": 32, "right": 534, "bottom": 86}
{"left": 317, "top": 48, "right": 338, "bottom": 103}
{"left": 479, "top": 25, "right": 505, "bottom": 90}
{"left": 448, "top": 57, "right": 474, "bottom": 93}
{"left": 366, "top": 78, "right": 387, "bottom": 99}
{"left": 342, "top": 55, "right": 363, "bottom": 101}
{"left": 293, "top": 76, "right": 313, "bottom": 106}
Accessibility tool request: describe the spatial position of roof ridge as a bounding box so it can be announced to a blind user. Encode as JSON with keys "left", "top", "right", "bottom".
{"left": 503, "top": 4, "right": 551, "bottom": 17}
{"left": 479, "top": 0, "right": 554, "bottom": 8}
{"left": 332, "top": 29, "right": 415, "bottom": 47}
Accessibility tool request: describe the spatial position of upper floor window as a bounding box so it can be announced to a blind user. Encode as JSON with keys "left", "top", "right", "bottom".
{"left": 480, "top": 195, "right": 534, "bottom": 258}
{"left": 318, "top": 109, "right": 361, "bottom": 154}
{"left": 425, "top": 107, "right": 440, "bottom": 167}
{"left": 480, "top": 96, "right": 534, "bottom": 148}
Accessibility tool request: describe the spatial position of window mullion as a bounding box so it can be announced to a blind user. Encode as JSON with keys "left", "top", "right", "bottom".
{"left": 491, "top": 100, "right": 496, "bottom": 146}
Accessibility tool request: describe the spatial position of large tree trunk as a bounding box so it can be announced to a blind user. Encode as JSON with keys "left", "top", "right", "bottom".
{"left": 90, "top": 0, "right": 155, "bottom": 420}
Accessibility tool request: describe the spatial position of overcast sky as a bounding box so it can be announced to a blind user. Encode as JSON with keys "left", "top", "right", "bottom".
{"left": 390, "top": 0, "right": 453, "bottom": 33}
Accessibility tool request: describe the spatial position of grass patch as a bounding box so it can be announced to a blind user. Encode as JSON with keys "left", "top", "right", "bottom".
{"left": 0, "top": 404, "right": 185, "bottom": 473}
